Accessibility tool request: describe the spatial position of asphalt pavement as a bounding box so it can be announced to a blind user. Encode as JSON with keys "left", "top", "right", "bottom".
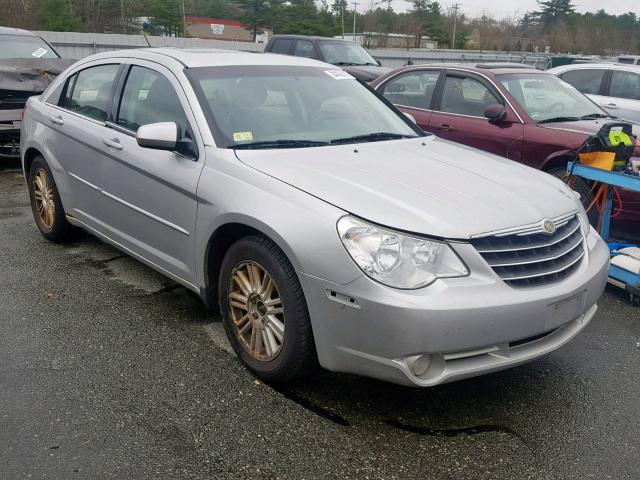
{"left": 1, "top": 163, "right": 640, "bottom": 480}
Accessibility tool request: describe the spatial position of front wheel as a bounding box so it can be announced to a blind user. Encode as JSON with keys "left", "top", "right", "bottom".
{"left": 218, "top": 235, "right": 317, "bottom": 383}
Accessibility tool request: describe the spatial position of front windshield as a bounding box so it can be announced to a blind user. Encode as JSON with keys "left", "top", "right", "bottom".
{"left": 317, "top": 41, "right": 377, "bottom": 66}
{"left": 0, "top": 34, "right": 59, "bottom": 59}
{"left": 188, "top": 65, "right": 421, "bottom": 149}
{"left": 497, "top": 73, "right": 608, "bottom": 123}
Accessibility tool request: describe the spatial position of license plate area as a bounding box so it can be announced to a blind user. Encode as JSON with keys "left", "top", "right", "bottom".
{"left": 547, "top": 290, "right": 587, "bottom": 330}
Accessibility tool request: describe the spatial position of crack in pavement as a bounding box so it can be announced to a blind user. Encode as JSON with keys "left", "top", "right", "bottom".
{"left": 385, "top": 419, "right": 522, "bottom": 440}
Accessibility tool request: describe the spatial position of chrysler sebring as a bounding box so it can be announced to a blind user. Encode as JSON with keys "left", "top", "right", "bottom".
{"left": 20, "top": 49, "right": 609, "bottom": 386}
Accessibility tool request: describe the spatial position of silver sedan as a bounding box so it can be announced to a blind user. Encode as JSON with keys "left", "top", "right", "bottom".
{"left": 20, "top": 49, "right": 609, "bottom": 386}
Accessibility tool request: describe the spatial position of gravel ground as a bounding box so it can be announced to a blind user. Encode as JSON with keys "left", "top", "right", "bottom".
{"left": 1, "top": 164, "right": 639, "bottom": 480}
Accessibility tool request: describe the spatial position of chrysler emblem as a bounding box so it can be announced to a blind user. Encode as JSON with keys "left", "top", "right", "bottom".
{"left": 543, "top": 219, "right": 556, "bottom": 234}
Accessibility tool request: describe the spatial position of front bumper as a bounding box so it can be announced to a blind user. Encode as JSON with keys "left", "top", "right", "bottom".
{"left": 299, "top": 227, "right": 609, "bottom": 387}
{"left": 0, "top": 124, "right": 20, "bottom": 158}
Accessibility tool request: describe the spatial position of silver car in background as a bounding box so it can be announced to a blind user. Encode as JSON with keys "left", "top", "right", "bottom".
{"left": 21, "top": 49, "right": 609, "bottom": 387}
{"left": 549, "top": 63, "right": 640, "bottom": 124}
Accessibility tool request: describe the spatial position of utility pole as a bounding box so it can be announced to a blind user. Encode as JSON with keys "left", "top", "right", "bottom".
{"left": 451, "top": 3, "right": 461, "bottom": 49}
{"left": 352, "top": 2, "right": 359, "bottom": 42}
{"left": 341, "top": 0, "right": 345, "bottom": 39}
{"left": 182, "top": 0, "right": 187, "bottom": 38}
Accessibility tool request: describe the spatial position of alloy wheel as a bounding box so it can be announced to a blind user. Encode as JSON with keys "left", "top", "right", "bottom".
{"left": 228, "top": 261, "right": 285, "bottom": 361}
{"left": 33, "top": 167, "right": 55, "bottom": 229}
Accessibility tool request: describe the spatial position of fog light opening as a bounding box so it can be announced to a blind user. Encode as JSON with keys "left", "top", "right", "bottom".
{"left": 410, "top": 354, "right": 431, "bottom": 377}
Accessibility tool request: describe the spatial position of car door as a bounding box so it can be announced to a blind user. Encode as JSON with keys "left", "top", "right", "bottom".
{"left": 556, "top": 67, "right": 608, "bottom": 107}
{"left": 428, "top": 71, "right": 525, "bottom": 160}
{"left": 98, "top": 62, "right": 205, "bottom": 285}
{"left": 377, "top": 69, "right": 442, "bottom": 129}
{"left": 43, "top": 62, "right": 123, "bottom": 221}
{"left": 602, "top": 69, "right": 640, "bottom": 124}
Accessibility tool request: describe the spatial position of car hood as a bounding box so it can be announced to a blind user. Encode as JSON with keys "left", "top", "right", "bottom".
{"left": 0, "top": 58, "right": 76, "bottom": 93}
{"left": 342, "top": 65, "right": 391, "bottom": 82}
{"left": 540, "top": 119, "right": 640, "bottom": 137}
{"left": 235, "top": 136, "right": 578, "bottom": 239}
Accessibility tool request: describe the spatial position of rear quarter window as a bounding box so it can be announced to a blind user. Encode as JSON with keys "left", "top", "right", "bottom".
{"left": 270, "top": 39, "right": 294, "bottom": 54}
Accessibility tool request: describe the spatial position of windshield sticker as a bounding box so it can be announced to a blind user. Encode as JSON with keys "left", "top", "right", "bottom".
{"left": 325, "top": 70, "right": 354, "bottom": 80}
{"left": 233, "top": 131, "right": 254, "bottom": 142}
{"left": 31, "top": 48, "right": 48, "bottom": 58}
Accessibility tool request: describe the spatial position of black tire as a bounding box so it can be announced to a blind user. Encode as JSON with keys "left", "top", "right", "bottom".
{"left": 218, "top": 235, "right": 317, "bottom": 383}
{"left": 548, "top": 167, "right": 598, "bottom": 227}
{"left": 27, "top": 156, "right": 79, "bottom": 242}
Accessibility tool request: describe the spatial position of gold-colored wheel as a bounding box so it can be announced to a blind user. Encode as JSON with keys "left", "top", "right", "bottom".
{"left": 33, "top": 167, "right": 56, "bottom": 229}
{"left": 228, "top": 261, "right": 285, "bottom": 361}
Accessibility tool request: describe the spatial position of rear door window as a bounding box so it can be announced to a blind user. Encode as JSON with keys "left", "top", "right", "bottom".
{"left": 609, "top": 71, "right": 640, "bottom": 100}
{"left": 558, "top": 69, "right": 606, "bottom": 95}
{"left": 381, "top": 70, "right": 440, "bottom": 109}
{"left": 63, "top": 64, "right": 120, "bottom": 122}
{"left": 439, "top": 75, "right": 500, "bottom": 117}
{"left": 270, "top": 39, "right": 294, "bottom": 54}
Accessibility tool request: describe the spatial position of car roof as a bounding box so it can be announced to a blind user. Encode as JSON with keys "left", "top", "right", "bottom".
{"left": 270, "top": 34, "right": 355, "bottom": 43}
{"left": 84, "top": 48, "right": 332, "bottom": 69}
{"left": 0, "top": 26, "right": 38, "bottom": 36}
{"left": 392, "top": 63, "right": 547, "bottom": 77}
{"left": 548, "top": 62, "right": 640, "bottom": 71}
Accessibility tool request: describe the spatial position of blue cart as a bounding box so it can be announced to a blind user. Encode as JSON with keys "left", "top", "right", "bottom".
{"left": 567, "top": 162, "right": 640, "bottom": 305}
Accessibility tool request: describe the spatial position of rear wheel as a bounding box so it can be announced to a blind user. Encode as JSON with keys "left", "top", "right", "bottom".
{"left": 218, "top": 235, "right": 317, "bottom": 383}
{"left": 27, "top": 156, "right": 79, "bottom": 242}
{"left": 549, "top": 167, "right": 598, "bottom": 227}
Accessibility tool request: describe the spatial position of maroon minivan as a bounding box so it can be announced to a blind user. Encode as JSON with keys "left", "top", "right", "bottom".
{"left": 372, "top": 63, "right": 640, "bottom": 227}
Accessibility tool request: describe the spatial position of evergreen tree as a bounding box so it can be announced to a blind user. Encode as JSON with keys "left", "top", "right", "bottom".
{"left": 42, "top": 0, "right": 82, "bottom": 31}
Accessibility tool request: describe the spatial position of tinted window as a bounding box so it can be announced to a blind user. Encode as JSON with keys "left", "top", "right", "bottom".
{"left": 294, "top": 40, "right": 319, "bottom": 60}
{"left": 559, "top": 69, "right": 605, "bottom": 95}
{"left": 382, "top": 70, "right": 440, "bottom": 109}
{"left": 117, "top": 66, "right": 190, "bottom": 137}
{"left": 440, "top": 76, "right": 499, "bottom": 117}
{"left": 65, "top": 64, "right": 120, "bottom": 122}
{"left": 0, "top": 34, "right": 58, "bottom": 59}
{"left": 270, "top": 39, "right": 293, "bottom": 54}
{"left": 610, "top": 71, "right": 640, "bottom": 100}
{"left": 617, "top": 58, "right": 636, "bottom": 65}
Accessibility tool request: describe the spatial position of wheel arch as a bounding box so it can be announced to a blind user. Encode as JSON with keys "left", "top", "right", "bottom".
{"left": 540, "top": 151, "right": 576, "bottom": 172}
{"left": 22, "top": 147, "right": 43, "bottom": 178}
{"left": 202, "top": 218, "right": 302, "bottom": 311}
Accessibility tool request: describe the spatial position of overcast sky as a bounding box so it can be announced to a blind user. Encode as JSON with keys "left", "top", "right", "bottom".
{"left": 390, "top": 0, "right": 640, "bottom": 18}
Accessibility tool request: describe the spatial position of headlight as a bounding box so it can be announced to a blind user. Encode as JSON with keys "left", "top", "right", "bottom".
{"left": 337, "top": 216, "right": 468, "bottom": 289}
{"left": 572, "top": 190, "right": 591, "bottom": 234}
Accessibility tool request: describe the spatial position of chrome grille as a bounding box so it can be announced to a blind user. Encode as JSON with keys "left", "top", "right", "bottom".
{"left": 471, "top": 215, "right": 585, "bottom": 288}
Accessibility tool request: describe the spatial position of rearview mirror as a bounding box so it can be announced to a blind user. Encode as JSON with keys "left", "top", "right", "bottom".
{"left": 484, "top": 104, "right": 507, "bottom": 122}
{"left": 136, "top": 122, "right": 179, "bottom": 150}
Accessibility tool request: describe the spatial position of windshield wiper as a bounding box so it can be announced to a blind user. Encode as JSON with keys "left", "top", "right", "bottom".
{"left": 538, "top": 116, "right": 580, "bottom": 124}
{"left": 332, "top": 62, "right": 358, "bottom": 66}
{"left": 231, "top": 139, "right": 329, "bottom": 150}
{"left": 580, "top": 113, "right": 615, "bottom": 120}
{"left": 330, "top": 132, "right": 417, "bottom": 145}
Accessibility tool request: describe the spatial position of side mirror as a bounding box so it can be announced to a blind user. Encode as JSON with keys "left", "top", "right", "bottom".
{"left": 136, "top": 122, "right": 179, "bottom": 150}
{"left": 376, "top": 59, "right": 383, "bottom": 66}
{"left": 484, "top": 104, "right": 508, "bottom": 122}
{"left": 403, "top": 112, "right": 417, "bottom": 124}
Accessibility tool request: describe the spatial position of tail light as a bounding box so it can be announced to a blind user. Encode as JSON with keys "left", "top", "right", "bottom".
{"left": 21, "top": 105, "right": 26, "bottom": 121}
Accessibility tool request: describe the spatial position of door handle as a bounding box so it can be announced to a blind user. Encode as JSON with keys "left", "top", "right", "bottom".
{"left": 102, "top": 138, "right": 123, "bottom": 150}
{"left": 438, "top": 123, "right": 453, "bottom": 130}
{"left": 606, "top": 103, "right": 619, "bottom": 108}
{"left": 49, "top": 115, "right": 64, "bottom": 126}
